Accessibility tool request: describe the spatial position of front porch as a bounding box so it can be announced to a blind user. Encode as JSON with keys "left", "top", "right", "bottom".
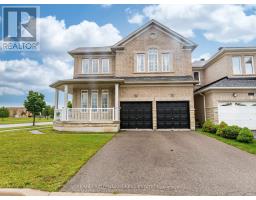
{"left": 50, "top": 78, "right": 123, "bottom": 132}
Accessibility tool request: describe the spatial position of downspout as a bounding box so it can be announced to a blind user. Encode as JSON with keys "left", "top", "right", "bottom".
{"left": 199, "top": 93, "right": 206, "bottom": 122}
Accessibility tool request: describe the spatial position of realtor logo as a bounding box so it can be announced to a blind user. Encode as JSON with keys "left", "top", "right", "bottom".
{"left": 2, "top": 6, "right": 40, "bottom": 51}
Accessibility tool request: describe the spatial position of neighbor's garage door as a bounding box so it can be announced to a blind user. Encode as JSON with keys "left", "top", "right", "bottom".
{"left": 157, "top": 101, "right": 190, "bottom": 129}
{"left": 120, "top": 102, "right": 152, "bottom": 129}
{"left": 218, "top": 102, "right": 256, "bottom": 130}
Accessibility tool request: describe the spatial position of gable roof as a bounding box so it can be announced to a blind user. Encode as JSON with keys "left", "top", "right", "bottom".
{"left": 192, "top": 46, "right": 256, "bottom": 69}
{"left": 113, "top": 19, "right": 197, "bottom": 51}
{"left": 194, "top": 76, "right": 256, "bottom": 94}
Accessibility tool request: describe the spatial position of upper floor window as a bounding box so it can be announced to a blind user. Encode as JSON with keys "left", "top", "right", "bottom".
{"left": 161, "top": 53, "right": 171, "bottom": 72}
{"left": 92, "top": 59, "right": 99, "bottom": 73}
{"left": 232, "top": 56, "right": 242, "bottom": 75}
{"left": 148, "top": 48, "right": 158, "bottom": 72}
{"left": 102, "top": 59, "right": 110, "bottom": 73}
{"left": 82, "top": 59, "right": 90, "bottom": 74}
{"left": 244, "top": 56, "right": 254, "bottom": 74}
{"left": 193, "top": 71, "right": 200, "bottom": 85}
{"left": 136, "top": 54, "right": 145, "bottom": 72}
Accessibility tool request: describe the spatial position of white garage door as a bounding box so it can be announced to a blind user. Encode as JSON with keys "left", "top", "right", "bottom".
{"left": 218, "top": 102, "right": 256, "bottom": 130}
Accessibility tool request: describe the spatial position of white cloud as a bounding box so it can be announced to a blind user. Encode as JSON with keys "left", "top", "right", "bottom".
{"left": 131, "top": 4, "right": 256, "bottom": 43}
{"left": 0, "top": 16, "right": 123, "bottom": 96}
{"left": 101, "top": 4, "right": 112, "bottom": 8}
{"left": 128, "top": 13, "right": 145, "bottom": 25}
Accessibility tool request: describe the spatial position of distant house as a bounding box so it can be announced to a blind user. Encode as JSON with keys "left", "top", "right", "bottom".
{"left": 7, "top": 107, "right": 31, "bottom": 118}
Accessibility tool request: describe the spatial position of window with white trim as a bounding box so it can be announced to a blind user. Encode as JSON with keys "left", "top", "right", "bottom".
{"left": 161, "top": 53, "right": 171, "bottom": 72}
{"left": 232, "top": 56, "right": 242, "bottom": 74}
{"left": 81, "top": 90, "right": 88, "bottom": 110}
{"left": 148, "top": 48, "right": 158, "bottom": 72}
{"left": 91, "top": 90, "right": 98, "bottom": 112}
{"left": 101, "top": 90, "right": 109, "bottom": 111}
{"left": 193, "top": 71, "right": 200, "bottom": 85}
{"left": 244, "top": 56, "right": 254, "bottom": 74}
{"left": 136, "top": 54, "right": 145, "bottom": 72}
{"left": 102, "top": 59, "right": 110, "bottom": 73}
{"left": 82, "top": 59, "right": 90, "bottom": 74}
{"left": 92, "top": 59, "right": 99, "bottom": 73}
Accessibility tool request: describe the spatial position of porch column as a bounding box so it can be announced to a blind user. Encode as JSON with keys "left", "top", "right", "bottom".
{"left": 54, "top": 89, "right": 59, "bottom": 109}
{"left": 115, "top": 83, "right": 119, "bottom": 121}
{"left": 63, "top": 85, "right": 68, "bottom": 120}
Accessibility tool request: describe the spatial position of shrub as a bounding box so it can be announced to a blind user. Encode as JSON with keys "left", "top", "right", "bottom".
{"left": 210, "top": 124, "right": 219, "bottom": 134}
{"left": 216, "top": 121, "right": 228, "bottom": 136}
{"left": 0, "top": 107, "right": 9, "bottom": 120}
{"left": 237, "top": 128, "right": 254, "bottom": 143}
{"left": 202, "top": 119, "right": 214, "bottom": 133}
{"left": 221, "top": 125, "right": 241, "bottom": 139}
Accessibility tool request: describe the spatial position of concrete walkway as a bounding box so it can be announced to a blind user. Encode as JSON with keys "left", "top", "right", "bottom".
{"left": 62, "top": 131, "right": 256, "bottom": 195}
{"left": 0, "top": 122, "right": 52, "bottom": 129}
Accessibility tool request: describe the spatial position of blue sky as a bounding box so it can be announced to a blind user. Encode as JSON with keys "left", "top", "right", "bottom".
{"left": 0, "top": 4, "right": 256, "bottom": 107}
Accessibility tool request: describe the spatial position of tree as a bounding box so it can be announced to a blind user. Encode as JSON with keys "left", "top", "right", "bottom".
{"left": 67, "top": 101, "right": 72, "bottom": 108}
{"left": 42, "top": 105, "right": 51, "bottom": 119}
{"left": 0, "top": 107, "right": 9, "bottom": 120}
{"left": 24, "top": 91, "right": 46, "bottom": 126}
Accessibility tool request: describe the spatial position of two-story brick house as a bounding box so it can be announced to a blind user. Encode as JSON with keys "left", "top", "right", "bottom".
{"left": 193, "top": 47, "right": 256, "bottom": 129}
{"left": 50, "top": 20, "right": 198, "bottom": 132}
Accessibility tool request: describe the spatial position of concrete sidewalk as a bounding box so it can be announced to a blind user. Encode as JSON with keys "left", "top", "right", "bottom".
{"left": 0, "top": 188, "right": 138, "bottom": 196}
{"left": 0, "top": 122, "right": 52, "bottom": 129}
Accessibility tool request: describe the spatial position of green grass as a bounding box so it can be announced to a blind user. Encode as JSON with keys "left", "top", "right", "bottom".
{"left": 0, "top": 117, "right": 53, "bottom": 124}
{"left": 0, "top": 128, "right": 114, "bottom": 191}
{"left": 0, "top": 125, "right": 52, "bottom": 132}
{"left": 197, "top": 129, "right": 256, "bottom": 154}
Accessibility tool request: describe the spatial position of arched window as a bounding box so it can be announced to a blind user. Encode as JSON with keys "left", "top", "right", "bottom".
{"left": 148, "top": 48, "right": 158, "bottom": 72}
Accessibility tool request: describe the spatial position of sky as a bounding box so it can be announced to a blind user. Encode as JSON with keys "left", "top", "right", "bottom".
{"left": 0, "top": 4, "right": 256, "bottom": 107}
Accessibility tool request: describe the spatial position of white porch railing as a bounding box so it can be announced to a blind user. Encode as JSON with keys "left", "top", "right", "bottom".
{"left": 54, "top": 108, "right": 115, "bottom": 122}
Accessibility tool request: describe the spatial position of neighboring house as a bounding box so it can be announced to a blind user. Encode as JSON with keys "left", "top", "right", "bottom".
{"left": 7, "top": 107, "right": 30, "bottom": 118}
{"left": 193, "top": 47, "right": 256, "bottom": 130}
{"left": 50, "top": 19, "right": 198, "bottom": 132}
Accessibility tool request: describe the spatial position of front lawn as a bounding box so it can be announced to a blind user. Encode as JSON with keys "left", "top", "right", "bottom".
{"left": 0, "top": 128, "right": 114, "bottom": 191}
{"left": 198, "top": 129, "right": 256, "bottom": 154}
{"left": 0, "top": 117, "right": 53, "bottom": 124}
{"left": 0, "top": 125, "right": 52, "bottom": 132}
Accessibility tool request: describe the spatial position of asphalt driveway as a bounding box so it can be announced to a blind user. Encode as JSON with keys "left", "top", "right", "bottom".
{"left": 61, "top": 131, "right": 256, "bottom": 195}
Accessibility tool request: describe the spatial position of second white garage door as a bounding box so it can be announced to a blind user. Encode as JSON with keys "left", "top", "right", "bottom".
{"left": 218, "top": 102, "right": 256, "bottom": 130}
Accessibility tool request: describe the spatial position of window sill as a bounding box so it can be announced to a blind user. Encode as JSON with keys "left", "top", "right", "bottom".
{"left": 133, "top": 71, "right": 174, "bottom": 74}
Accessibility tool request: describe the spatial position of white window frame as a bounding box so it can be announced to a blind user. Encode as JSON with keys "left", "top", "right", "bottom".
{"left": 244, "top": 56, "right": 254, "bottom": 74}
{"left": 193, "top": 71, "right": 201, "bottom": 85}
{"left": 161, "top": 52, "right": 172, "bottom": 72}
{"left": 82, "top": 59, "right": 90, "bottom": 74}
{"left": 136, "top": 53, "right": 145, "bottom": 72}
{"left": 91, "top": 90, "right": 98, "bottom": 112}
{"left": 102, "top": 59, "right": 110, "bottom": 73}
{"left": 148, "top": 48, "right": 158, "bottom": 72}
{"left": 232, "top": 56, "right": 242, "bottom": 75}
{"left": 81, "top": 90, "right": 88, "bottom": 112}
{"left": 91, "top": 59, "right": 99, "bottom": 74}
{"left": 101, "top": 89, "right": 109, "bottom": 112}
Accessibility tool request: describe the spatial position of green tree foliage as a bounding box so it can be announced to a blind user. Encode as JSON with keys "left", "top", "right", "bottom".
{"left": 24, "top": 91, "right": 46, "bottom": 126}
{"left": 0, "top": 107, "right": 9, "bottom": 120}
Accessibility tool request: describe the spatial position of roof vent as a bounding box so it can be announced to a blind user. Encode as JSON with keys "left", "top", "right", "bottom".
{"left": 200, "top": 58, "right": 205, "bottom": 61}
{"left": 218, "top": 47, "right": 223, "bottom": 50}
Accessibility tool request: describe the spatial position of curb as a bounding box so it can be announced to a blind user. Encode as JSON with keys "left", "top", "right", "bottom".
{"left": 0, "top": 188, "right": 140, "bottom": 196}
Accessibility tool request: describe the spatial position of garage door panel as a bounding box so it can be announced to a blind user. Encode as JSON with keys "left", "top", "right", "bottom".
{"left": 157, "top": 101, "right": 190, "bottom": 129}
{"left": 120, "top": 102, "right": 152, "bottom": 129}
{"left": 218, "top": 102, "right": 256, "bottom": 130}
